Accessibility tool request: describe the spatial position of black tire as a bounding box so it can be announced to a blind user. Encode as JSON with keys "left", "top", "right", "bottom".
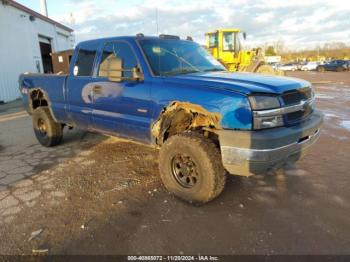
{"left": 159, "top": 132, "right": 226, "bottom": 204}
{"left": 317, "top": 66, "right": 325, "bottom": 72}
{"left": 32, "top": 107, "right": 63, "bottom": 147}
{"left": 336, "top": 67, "right": 343, "bottom": 72}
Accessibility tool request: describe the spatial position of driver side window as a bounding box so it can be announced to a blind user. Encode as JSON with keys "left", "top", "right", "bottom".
{"left": 98, "top": 41, "right": 138, "bottom": 79}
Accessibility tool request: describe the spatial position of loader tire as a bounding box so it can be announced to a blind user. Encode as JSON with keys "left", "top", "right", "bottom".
{"left": 275, "top": 69, "right": 286, "bottom": 76}
{"left": 255, "top": 64, "right": 276, "bottom": 75}
{"left": 32, "top": 107, "right": 63, "bottom": 147}
{"left": 159, "top": 132, "right": 226, "bottom": 204}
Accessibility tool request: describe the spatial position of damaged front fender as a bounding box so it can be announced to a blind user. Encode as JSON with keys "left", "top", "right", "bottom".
{"left": 151, "top": 101, "right": 222, "bottom": 144}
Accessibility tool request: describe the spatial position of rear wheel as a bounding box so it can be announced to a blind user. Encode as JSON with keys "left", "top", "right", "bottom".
{"left": 317, "top": 66, "right": 325, "bottom": 72}
{"left": 159, "top": 132, "right": 226, "bottom": 204}
{"left": 32, "top": 107, "right": 63, "bottom": 147}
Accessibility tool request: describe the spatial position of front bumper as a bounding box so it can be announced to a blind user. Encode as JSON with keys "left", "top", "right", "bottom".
{"left": 217, "top": 110, "right": 323, "bottom": 176}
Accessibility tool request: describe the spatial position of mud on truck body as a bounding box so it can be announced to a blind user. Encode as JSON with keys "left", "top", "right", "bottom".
{"left": 19, "top": 34, "right": 323, "bottom": 204}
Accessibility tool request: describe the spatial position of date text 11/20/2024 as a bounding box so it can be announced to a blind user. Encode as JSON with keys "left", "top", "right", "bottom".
{"left": 127, "top": 255, "right": 219, "bottom": 261}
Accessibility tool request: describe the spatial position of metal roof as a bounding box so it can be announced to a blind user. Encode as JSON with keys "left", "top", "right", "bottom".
{"left": 1, "top": 0, "right": 74, "bottom": 32}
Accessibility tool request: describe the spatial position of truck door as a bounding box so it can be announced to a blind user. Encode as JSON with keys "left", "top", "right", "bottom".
{"left": 91, "top": 41, "right": 152, "bottom": 142}
{"left": 66, "top": 43, "right": 101, "bottom": 129}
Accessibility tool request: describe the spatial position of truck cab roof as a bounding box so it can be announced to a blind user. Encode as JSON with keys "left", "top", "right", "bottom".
{"left": 77, "top": 34, "right": 188, "bottom": 47}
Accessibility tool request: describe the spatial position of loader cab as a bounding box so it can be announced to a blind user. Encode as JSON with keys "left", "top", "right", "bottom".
{"left": 205, "top": 29, "right": 247, "bottom": 71}
{"left": 206, "top": 30, "right": 244, "bottom": 54}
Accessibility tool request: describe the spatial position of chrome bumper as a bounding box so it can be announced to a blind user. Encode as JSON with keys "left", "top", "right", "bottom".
{"left": 217, "top": 111, "right": 323, "bottom": 176}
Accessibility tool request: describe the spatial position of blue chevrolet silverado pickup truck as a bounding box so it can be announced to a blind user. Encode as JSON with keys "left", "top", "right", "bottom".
{"left": 19, "top": 34, "right": 323, "bottom": 204}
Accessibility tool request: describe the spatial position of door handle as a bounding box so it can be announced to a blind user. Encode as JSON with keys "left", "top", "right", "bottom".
{"left": 93, "top": 85, "right": 102, "bottom": 94}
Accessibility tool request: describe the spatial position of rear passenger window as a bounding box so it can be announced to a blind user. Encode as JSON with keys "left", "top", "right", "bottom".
{"left": 98, "top": 41, "right": 138, "bottom": 78}
{"left": 74, "top": 48, "right": 96, "bottom": 76}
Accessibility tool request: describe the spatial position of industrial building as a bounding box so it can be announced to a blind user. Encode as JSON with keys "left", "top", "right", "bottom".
{"left": 0, "top": 0, "right": 74, "bottom": 103}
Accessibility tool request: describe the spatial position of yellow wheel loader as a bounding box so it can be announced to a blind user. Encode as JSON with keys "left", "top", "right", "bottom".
{"left": 205, "top": 29, "right": 283, "bottom": 75}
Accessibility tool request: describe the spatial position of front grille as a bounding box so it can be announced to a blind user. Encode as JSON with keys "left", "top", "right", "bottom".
{"left": 285, "top": 105, "right": 313, "bottom": 124}
{"left": 282, "top": 87, "right": 313, "bottom": 125}
{"left": 282, "top": 88, "right": 312, "bottom": 106}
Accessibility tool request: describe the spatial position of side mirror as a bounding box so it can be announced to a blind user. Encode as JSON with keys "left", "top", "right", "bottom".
{"left": 132, "top": 66, "right": 144, "bottom": 82}
{"left": 99, "top": 54, "right": 143, "bottom": 82}
{"left": 243, "top": 32, "right": 247, "bottom": 40}
{"left": 99, "top": 55, "right": 123, "bottom": 82}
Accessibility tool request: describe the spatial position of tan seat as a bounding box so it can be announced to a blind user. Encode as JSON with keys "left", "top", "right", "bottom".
{"left": 99, "top": 54, "right": 122, "bottom": 81}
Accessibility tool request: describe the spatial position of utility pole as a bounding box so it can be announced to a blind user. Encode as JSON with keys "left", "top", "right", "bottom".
{"left": 40, "top": 0, "right": 48, "bottom": 17}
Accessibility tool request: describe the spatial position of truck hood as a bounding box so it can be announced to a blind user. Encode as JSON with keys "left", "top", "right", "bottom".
{"left": 165, "top": 71, "right": 310, "bottom": 95}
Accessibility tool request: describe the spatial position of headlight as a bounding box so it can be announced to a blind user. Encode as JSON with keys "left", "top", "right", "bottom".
{"left": 249, "top": 95, "right": 283, "bottom": 129}
{"left": 248, "top": 95, "right": 280, "bottom": 110}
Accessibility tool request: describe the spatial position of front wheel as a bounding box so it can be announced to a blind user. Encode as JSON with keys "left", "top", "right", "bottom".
{"left": 336, "top": 67, "right": 344, "bottom": 72}
{"left": 32, "top": 107, "right": 63, "bottom": 147}
{"left": 159, "top": 133, "right": 226, "bottom": 204}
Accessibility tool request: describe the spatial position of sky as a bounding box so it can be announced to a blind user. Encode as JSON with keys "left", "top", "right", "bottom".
{"left": 17, "top": 0, "right": 350, "bottom": 50}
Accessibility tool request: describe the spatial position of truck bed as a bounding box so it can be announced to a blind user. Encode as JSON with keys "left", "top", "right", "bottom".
{"left": 19, "top": 73, "right": 68, "bottom": 120}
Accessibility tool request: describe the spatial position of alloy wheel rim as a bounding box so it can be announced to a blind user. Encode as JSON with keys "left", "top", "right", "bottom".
{"left": 37, "top": 118, "right": 47, "bottom": 136}
{"left": 171, "top": 154, "right": 199, "bottom": 188}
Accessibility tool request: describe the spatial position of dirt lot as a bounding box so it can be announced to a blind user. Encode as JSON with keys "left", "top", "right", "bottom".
{"left": 0, "top": 71, "right": 349, "bottom": 255}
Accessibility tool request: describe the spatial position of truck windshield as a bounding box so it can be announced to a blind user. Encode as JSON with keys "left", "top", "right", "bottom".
{"left": 139, "top": 39, "right": 226, "bottom": 76}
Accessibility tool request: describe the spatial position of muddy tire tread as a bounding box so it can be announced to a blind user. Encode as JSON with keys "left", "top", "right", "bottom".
{"left": 32, "top": 107, "right": 63, "bottom": 147}
{"left": 159, "top": 132, "right": 226, "bottom": 204}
